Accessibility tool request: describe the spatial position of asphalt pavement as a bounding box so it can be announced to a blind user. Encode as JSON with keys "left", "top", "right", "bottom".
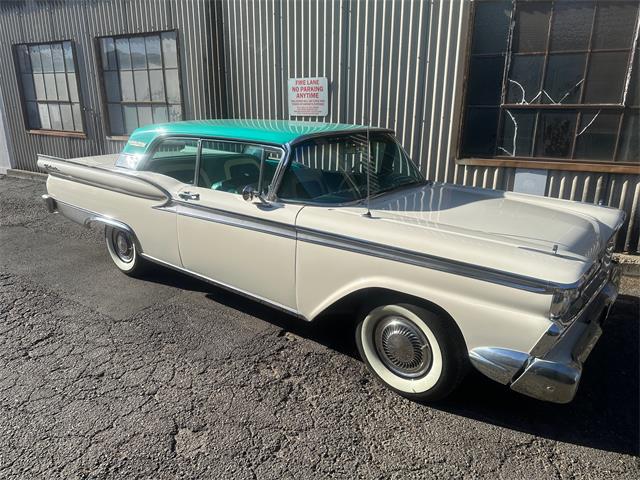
{"left": 0, "top": 175, "right": 638, "bottom": 479}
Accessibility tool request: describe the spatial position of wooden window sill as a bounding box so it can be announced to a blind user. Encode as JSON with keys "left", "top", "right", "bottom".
{"left": 457, "top": 157, "right": 640, "bottom": 174}
{"left": 27, "top": 129, "right": 86, "bottom": 139}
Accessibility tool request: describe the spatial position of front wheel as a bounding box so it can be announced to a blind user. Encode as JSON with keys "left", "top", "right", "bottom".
{"left": 355, "top": 303, "right": 468, "bottom": 402}
{"left": 104, "top": 226, "right": 147, "bottom": 276}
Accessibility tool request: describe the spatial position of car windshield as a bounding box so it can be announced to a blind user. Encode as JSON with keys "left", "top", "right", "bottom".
{"left": 278, "top": 132, "right": 425, "bottom": 204}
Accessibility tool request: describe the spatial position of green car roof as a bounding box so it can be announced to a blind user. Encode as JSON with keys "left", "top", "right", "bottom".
{"left": 123, "top": 119, "right": 373, "bottom": 155}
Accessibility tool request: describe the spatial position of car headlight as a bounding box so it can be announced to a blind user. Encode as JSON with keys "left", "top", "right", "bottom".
{"left": 550, "top": 287, "right": 581, "bottom": 321}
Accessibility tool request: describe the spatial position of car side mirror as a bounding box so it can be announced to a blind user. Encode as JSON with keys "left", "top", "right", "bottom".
{"left": 242, "top": 185, "right": 271, "bottom": 206}
{"left": 242, "top": 185, "right": 257, "bottom": 201}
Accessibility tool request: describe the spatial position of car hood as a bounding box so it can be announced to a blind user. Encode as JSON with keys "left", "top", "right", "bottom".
{"left": 367, "top": 183, "right": 623, "bottom": 262}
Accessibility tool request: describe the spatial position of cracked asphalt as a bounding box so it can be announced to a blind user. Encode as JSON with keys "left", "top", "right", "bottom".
{"left": 0, "top": 175, "right": 638, "bottom": 479}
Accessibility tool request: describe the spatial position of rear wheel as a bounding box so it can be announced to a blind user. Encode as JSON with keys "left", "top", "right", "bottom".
{"left": 356, "top": 303, "right": 468, "bottom": 402}
{"left": 104, "top": 226, "right": 147, "bottom": 276}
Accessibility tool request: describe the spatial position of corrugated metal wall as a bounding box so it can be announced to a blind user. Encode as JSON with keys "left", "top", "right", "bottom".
{"left": 0, "top": 0, "right": 226, "bottom": 165}
{"left": 0, "top": 0, "right": 638, "bottom": 251}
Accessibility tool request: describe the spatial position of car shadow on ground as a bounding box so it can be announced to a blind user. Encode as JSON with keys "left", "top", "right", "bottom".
{"left": 144, "top": 266, "right": 639, "bottom": 456}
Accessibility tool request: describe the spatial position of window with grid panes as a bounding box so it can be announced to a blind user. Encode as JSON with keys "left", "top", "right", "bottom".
{"left": 461, "top": 1, "right": 639, "bottom": 166}
{"left": 14, "top": 41, "right": 84, "bottom": 133}
{"left": 98, "top": 31, "right": 182, "bottom": 136}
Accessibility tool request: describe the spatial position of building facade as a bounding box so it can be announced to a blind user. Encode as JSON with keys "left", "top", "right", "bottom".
{"left": 0, "top": 0, "right": 638, "bottom": 251}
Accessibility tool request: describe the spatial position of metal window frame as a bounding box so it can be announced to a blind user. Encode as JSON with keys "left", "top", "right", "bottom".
{"left": 457, "top": 0, "right": 640, "bottom": 172}
{"left": 94, "top": 29, "right": 185, "bottom": 139}
{"left": 12, "top": 39, "right": 86, "bottom": 137}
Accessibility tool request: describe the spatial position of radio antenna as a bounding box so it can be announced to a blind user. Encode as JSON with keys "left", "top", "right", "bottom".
{"left": 363, "top": 127, "right": 372, "bottom": 217}
{"left": 362, "top": 11, "right": 372, "bottom": 219}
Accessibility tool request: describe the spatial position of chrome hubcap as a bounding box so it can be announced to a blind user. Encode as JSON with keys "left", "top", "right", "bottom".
{"left": 373, "top": 316, "right": 432, "bottom": 378}
{"left": 113, "top": 230, "right": 133, "bottom": 263}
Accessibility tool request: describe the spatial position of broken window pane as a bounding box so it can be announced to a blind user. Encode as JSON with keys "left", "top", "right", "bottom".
{"left": 535, "top": 111, "right": 577, "bottom": 158}
{"left": 512, "top": 2, "right": 550, "bottom": 53}
{"left": 498, "top": 110, "right": 536, "bottom": 157}
{"left": 506, "top": 55, "right": 544, "bottom": 104}
{"left": 466, "top": 56, "right": 505, "bottom": 105}
{"left": 574, "top": 111, "right": 620, "bottom": 161}
{"left": 584, "top": 52, "right": 628, "bottom": 104}
{"left": 549, "top": 2, "right": 593, "bottom": 52}
{"left": 617, "top": 113, "right": 639, "bottom": 163}
{"left": 471, "top": 1, "right": 512, "bottom": 55}
{"left": 461, "top": 107, "right": 500, "bottom": 156}
{"left": 542, "top": 53, "right": 586, "bottom": 104}
{"left": 593, "top": 2, "right": 639, "bottom": 50}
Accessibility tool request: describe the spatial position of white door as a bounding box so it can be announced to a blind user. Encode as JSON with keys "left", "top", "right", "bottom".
{"left": 176, "top": 139, "right": 302, "bottom": 311}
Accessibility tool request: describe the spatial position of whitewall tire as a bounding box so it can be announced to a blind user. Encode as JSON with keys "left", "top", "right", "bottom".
{"left": 356, "top": 303, "right": 468, "bottom": 402}
{"left": 104, "top": 226, "right": 147, "bottom": 276}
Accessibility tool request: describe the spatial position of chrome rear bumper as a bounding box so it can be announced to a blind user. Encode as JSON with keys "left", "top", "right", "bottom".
{"left": 470, "top": 264, "right": 620, "bottom": 404}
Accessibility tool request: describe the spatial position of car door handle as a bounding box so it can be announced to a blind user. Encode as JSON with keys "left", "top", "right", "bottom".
{"left": 178, "top": 191, "right": 200, "bottom": 201}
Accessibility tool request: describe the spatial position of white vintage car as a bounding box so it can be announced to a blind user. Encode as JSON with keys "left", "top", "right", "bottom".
{"left": 37, "top": 119, "right": 624, "bottom": 403}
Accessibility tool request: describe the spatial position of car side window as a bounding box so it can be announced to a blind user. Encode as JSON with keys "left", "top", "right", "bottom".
{"left": 198, "top": 140, "right": 280, "bottom": 195}
{"left": 141, "top": 138, "right": 198, "bottom": 184}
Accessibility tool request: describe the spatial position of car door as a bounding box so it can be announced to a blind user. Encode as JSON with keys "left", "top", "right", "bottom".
{"left": 176, "top": 139, "right": 303, "bottom": 311}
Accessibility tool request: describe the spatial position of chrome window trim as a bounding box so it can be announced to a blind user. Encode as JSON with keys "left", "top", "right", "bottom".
{"left": 273, "top": 129, "right": 425, "bottom": 206}
{"left": 140, "top": 133, "right": 287, "bottom": 201}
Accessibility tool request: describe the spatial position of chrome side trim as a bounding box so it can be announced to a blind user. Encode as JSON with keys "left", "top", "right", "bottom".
{"left": 162, "top": 198, "right": 568, "bottom": 294}
{"left": 42, "top": 197, "right": 143, "bottom": 252}
{"left": 468, "top": 347, "right": 530, "bottom": 385}
{"left": 297, "top": 227, "right": 561, "bottom": 294}
{"left": 164, "top": 200, "right": 297, "bottom": 240}
{"left": 138, "top": 252, "right": 304, "bottom": 319}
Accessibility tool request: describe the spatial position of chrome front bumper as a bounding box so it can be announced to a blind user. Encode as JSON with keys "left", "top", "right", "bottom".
{"left": 470, "top": 264, "right": 621, "bottom": 404}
